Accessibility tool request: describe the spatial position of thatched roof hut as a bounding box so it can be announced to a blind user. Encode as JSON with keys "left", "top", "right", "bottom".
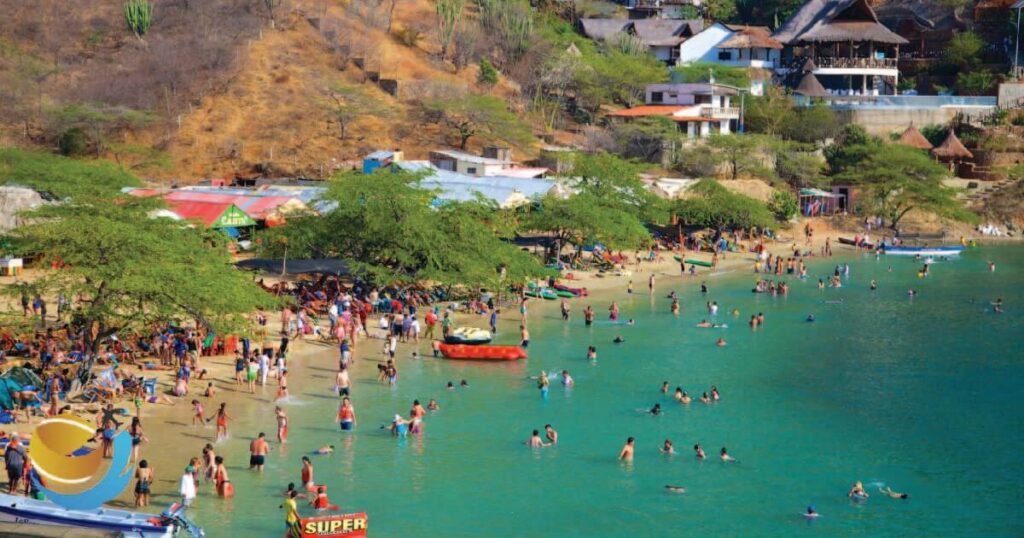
{"left": 930, "top": 129, "right": 973, "bottom": 161}
{"left": 794, "top": 72, "right": 829, "bottom": 97}
{"left": 718, "top": 26, "right": 784, "bottom": 50}
{"left": 0, "top": 186, "right": 51, "bottom": 231}
{"left": 773, "top": 0, "right": 909, "bottom": 45}
{"left": 897, "top": 123, "right": 934, "bottom": 150}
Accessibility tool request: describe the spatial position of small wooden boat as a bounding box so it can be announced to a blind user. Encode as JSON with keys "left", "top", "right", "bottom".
{"left": 438, "top": 344, "right": 527, "bottom": 361}
{"left": 444, "top": 327, "right": 493, "bottom": 345}
{"left": 0, "top": 496, "right": 203, "bottom": 537}
{"left": 838, "top": 237, "right": 875, "bottom": 249}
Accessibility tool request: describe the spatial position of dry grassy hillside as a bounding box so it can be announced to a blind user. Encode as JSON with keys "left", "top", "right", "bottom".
{"left": 0, "top": 0, "right": 537, "bottom": 181}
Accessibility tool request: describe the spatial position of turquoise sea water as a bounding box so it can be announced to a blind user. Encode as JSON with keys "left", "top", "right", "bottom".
{"left": 190, "top": 247, "right": 1023, "bottom": 537}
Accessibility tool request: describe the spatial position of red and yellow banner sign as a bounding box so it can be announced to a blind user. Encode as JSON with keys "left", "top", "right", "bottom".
{"left": 299, "top": 513, "right": 368, "bottom": 538}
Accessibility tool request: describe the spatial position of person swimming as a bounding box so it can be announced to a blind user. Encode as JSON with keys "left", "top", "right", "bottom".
{"left": 664, "top": 485, "right": 686, "bottom": 493}
{"left": 696, "top": 320, "right": 713, "bottom": 328}
{"left": 720, "top": 447, "right": 736, "bottom": 462}
{"left": 710, "top": 386, "right": 720, "bottom": 401}
{"left": 613, "top": 336, "right": 625, "bottom": 344}
{"left": 715, "top": 337, "right": 727, "bottom": 347}
{"left": 848, "top": 481, "right": 869, "bottom": 499}
{"left": 627, "top": 319, "right": 635, "bottom": 326}
{"left": 649, "top": 403, "right": 662, "bottom": 416}
{"left": 693, "top": 443, "right": 705, "bottom": 459}
{"left": 313, "top": 445, "right": 335, "bottom": 455}
{"left": 700, "top": 392, "right": 710, "bottom": 404}
{"left": 660, "top": 439, "right": 675, "bottom": 454}
{"left": 804, "top": 505, "right": 819, "bottom": 518}
{"left": 806, "top": 313, "right": 815, "bottom": 322}
{"left": 878, "top": 486, "right": 908, "bottom": 499}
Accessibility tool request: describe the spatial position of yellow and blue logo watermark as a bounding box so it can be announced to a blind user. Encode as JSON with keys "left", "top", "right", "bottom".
{"left": 29, "top": 414, "right": 133, "bottom": 510}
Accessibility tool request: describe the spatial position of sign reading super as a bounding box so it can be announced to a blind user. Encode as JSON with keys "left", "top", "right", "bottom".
{"left": 299, "top": 513, "right": 368, "bottom": 538}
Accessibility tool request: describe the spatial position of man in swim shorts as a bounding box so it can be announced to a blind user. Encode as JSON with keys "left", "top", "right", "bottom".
{"left": 249, "top": 432, "right": 269, "bottom": 472}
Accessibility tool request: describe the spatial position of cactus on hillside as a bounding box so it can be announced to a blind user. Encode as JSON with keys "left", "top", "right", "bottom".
{"left": 124, "top": 0, "right": 154, "bottom": 38}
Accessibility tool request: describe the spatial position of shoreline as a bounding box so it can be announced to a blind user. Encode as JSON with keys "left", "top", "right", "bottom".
{"left": 0, "top": 224, "right": 987, "bottom": 520}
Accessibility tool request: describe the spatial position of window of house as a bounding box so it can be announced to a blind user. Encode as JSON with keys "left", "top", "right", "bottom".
{"left": 651, "top": 91, "right": 664, "bottom": 103}
{"left": 718, "top": 50, "right": 732, "bottom": 61}
{"left": 467, "top": 167, "right": 477, "bottom": 174}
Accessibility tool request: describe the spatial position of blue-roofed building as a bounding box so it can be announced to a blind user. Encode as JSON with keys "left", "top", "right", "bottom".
{"left": 394, "top": 161, "right": 565, "bottom": 208}
{"left": 363, "top": 150, "right": 403, "bottom": 174}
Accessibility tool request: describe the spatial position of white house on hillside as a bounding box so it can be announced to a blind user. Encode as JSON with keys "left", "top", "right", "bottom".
{"left": 677, "top": 23, "right": 783, "bottom": 95}
{"left": 607, "top": 83, "right": 740, "bottom": 138}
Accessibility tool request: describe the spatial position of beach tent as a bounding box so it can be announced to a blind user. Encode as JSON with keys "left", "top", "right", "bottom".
{"left": 799, "top": 188, "right": 841, "bottom": 216}
{"left": 1, "top": 366, "right": 43, "bottom": 389}
{"left": 0, "top": 378, "right": 22, "bottom": 410}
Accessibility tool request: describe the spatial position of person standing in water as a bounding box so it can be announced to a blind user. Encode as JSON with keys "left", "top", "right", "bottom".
{"left": 213, "top": 403, "right": 230, "bottom": 442}
{"left": 276, "top": 407, "right": 288, "bottom": 444}
{"left": 300, "top": 457, "right": 315, "bottom": 491}
{"left": 520, "top": 325, "right": 530, "bottom": 348}
{"left": 584, "top": 306, "right": 595, "bottom": 326}
{"left": 648, "top": 274, "right": 655, "bottom": 294}
{"left": 693, "top": 443, "right": 706, "bottom": 459}
{"left": 249, "top": 432, "right": 269, "bottom": 472}
{"left": 619, "top": 437, "right": 635, "bottom": 461}
{"left": 337, "top": 397, "right": 356, "bottom": 431}
{"left": 544, "top": 424, "right": 558, "bottom": 445}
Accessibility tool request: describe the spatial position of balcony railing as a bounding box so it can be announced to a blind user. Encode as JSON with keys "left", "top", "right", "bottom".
{"left": 814, "top": 57, "right": 898, "bottom": 70}
{"left": 701, "top": 107, "right": 740, "bottom": 118}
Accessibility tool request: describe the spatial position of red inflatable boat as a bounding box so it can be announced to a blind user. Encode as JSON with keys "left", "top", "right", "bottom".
{"left": 438, "top": 344, "right": 527, "bottom": 361}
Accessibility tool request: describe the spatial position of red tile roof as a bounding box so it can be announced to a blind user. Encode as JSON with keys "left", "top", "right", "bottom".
{"left": 607, "top": 105, "right": 689, "bottom": 117}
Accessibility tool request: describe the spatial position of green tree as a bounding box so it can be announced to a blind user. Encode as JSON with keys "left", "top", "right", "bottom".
{"left": 674, "top": 179, "right": 774, "bottom": 231}
{"left": 706, "top": 134, "right": 776, "bottom": 180}
{"left": 0, "top": 148, "right": 140, "bottom": 199}
{"left": 327, "top": 84, "right": 389, "bottom": 141}
{"left": 776, "top": 150, "right": 826, "bottom": 188}
{"left": 5, "top": 197, "right": 274, "bottom": 353}
{"left": 424, "top": 94, "right": 533, "bottom": 149}
{"left": 521, "top": 152, "right": 665, "bottom": 253}
{"left": 834, "top": 144, "right": 973, "bottom": 228}
{"left": 46, "top": 104, "right": 156, "bottom": 157}
{"left": 576, "top": 48, "right": 669, "bottom": 110}
{"left": 702, "top": 0, "right": 737, "bottom": 21}
{"left": 477, "top": 58, "right": 499, "bottom": 87}
{"left": 743, "top": 86, "right": 796, "bottom": 137}
{"left": 955, "top": 70, "right": 996, "bottom": 96}
{"left": 767, "top": 190, "right": 799, "bottom": 221}
{"left": 824, "top": 124, "right": 883, "bottom": 175}
{"left": 780, "top": 102, "right": 841, "bottom": 143}
{"left": 736, "top": 0, "right": 804, "bottom": 26}
{"left": 610, "top": 116, "right": 679, "bottom": 163}
{"left": 944, "top": 31, "right": 983, "bottom": 69}
{"left": 263, "top": 169, "right": 548, "bottom": 287}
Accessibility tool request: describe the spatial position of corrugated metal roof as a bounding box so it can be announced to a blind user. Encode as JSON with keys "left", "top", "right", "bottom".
{"left": 396, "top": 162, "right": 558, "bottom": 207}
{"left": 164, "top": 200, "right": 236, "bottom": 228}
